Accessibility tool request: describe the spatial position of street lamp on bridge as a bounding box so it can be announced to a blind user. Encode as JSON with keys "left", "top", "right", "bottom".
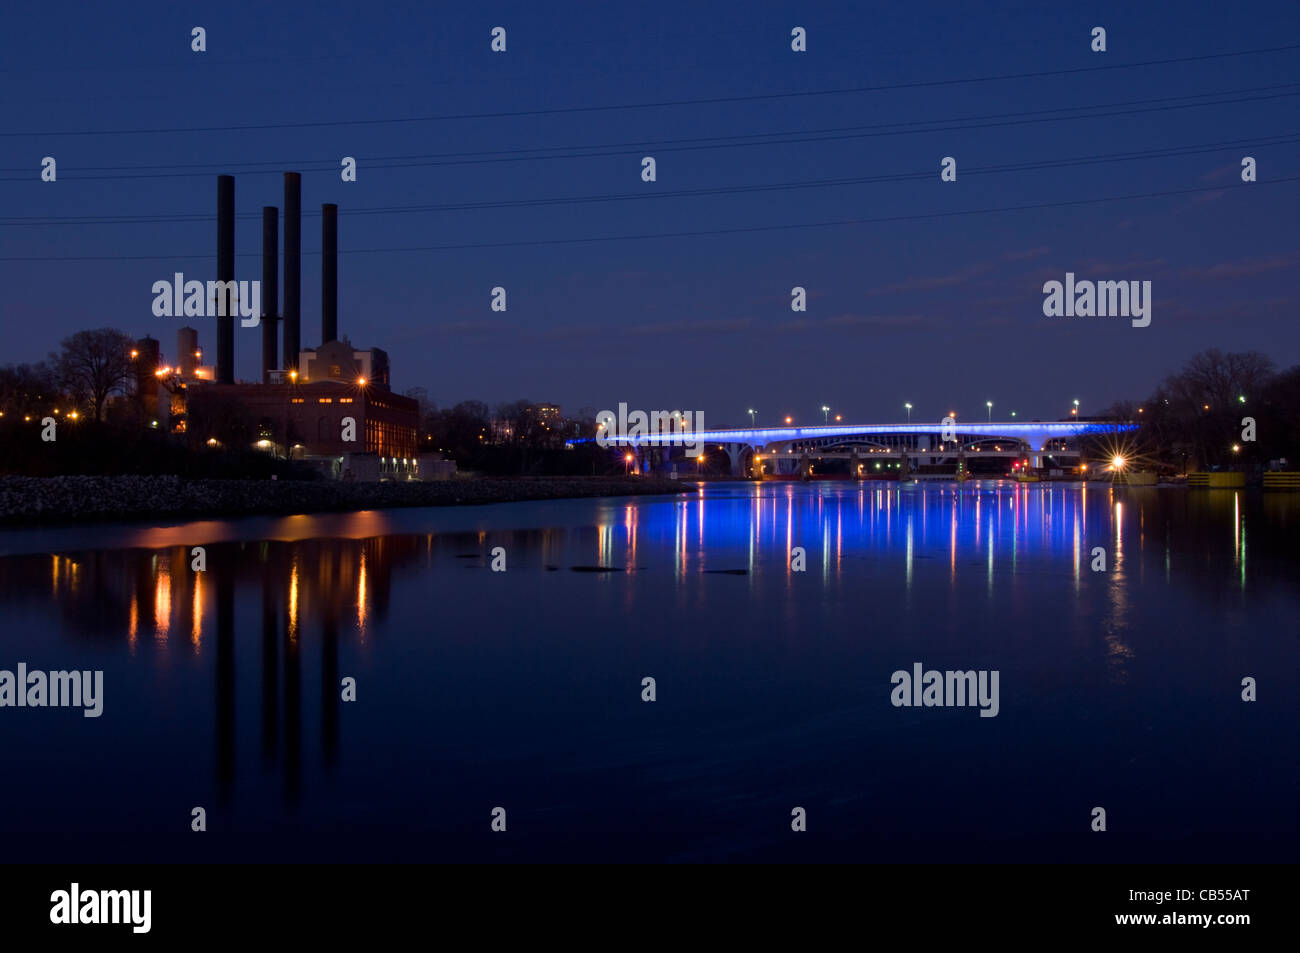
{"left": 1072, "top": 399, "right": 1080, "bottom": 417}
{"left": 986, "top": 400, "right": 993, "bottom": 422}
{"left": 822, "top": 405, "right": 830, "bottom": 423}
{"left": 904, "top": 402, "right": 912, "bottom": 422}
{"left": 748, "top": 408, "right": 756, "bottom": 427}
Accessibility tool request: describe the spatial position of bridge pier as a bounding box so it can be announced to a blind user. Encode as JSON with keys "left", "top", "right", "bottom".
{"left": 724, "top": 443, "right": 749, "bottom": 477}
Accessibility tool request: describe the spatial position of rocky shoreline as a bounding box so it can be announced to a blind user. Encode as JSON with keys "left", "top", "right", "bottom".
{"left": 0, "top": 475, "right": 691, "bottom": 526}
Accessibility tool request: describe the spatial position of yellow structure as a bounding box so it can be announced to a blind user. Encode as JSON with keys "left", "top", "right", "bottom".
{"left": 1263, "top": 472, "right": 1300, "bottom": 490}
{"left": 1188, "top": 472, "right": 1246, "bottom": 488}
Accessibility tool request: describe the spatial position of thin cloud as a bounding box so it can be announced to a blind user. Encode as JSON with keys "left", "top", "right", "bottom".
{"left": 868, "top": 263, "right": 993, "bottom": 295}
{"left": 1004, "top": 247, "right": 1050, "bottom": 262}
{"left": 1190, "top": 253, "right": 1299, "bottom": 280}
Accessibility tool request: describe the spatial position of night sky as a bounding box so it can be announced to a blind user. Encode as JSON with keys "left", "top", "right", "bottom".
{"left": 2, "top": 1, "right": 1297, "bottom": 426}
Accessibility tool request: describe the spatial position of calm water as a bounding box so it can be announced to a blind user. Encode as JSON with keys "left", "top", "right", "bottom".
{"left": 1, "top": 481, "right": 1296, "bottom": 863}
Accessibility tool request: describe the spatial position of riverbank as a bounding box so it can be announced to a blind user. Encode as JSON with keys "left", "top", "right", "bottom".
{"left": 0, "top": 475, "right": 690, "bottom": 526}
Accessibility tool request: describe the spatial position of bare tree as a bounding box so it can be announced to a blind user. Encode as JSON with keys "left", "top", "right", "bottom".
{"left": 51, "top": 328, "right": 136, "bottom": 422}
{"left": 1143, "top": 349, "right": 1276, "bottom": 468}
{"left": 0, "top": 361, "right": 62, "bottom": 417}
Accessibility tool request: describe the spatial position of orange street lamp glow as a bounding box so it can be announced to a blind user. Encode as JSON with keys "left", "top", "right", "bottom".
{"left": 785, "top": 416, "right": 792, "bottom": 424}
{"left": 357, "top": 377, "right": 367, "bottom": 386}
{"left": 1112, "top": 455, "right": 1125, "bottom": 470}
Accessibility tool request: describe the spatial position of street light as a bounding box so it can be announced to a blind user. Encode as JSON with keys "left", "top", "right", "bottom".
{"left": 1072, "top": 399, "right": 1079, "bottom": 417}
{"left": 785, "top": 416, "right": 792, "bottom": 425}
{"left": 822, "top": 405, "right": 830, "bottom": 423}
{"left": 748, "top": 408, "right": 756, "bottom": 427}
{"left": 986, "top": 400, "right": 993, "bottom": 422}
{"left": 904, "top": 402, "right": 912, "bottom": 422}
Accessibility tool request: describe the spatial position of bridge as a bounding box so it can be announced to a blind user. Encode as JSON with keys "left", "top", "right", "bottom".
{"left": 569, "top": 420, "right": 1138, "bottom": 477}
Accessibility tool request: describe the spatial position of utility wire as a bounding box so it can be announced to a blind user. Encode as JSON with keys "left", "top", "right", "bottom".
{"left": 3, "top": 87, "right": 1296, "bottom": 186}
{"left": 2, "top": 133, "right": 1295, "bottom": 226}
{"left": 2, "top": 177, "right": 1294, "bottom": 261}
{"left": 3, "top": 82, "right": 1294, "bottom": 175}
{"left": 3, "top": 43, "right": 1295, "bottom": 138}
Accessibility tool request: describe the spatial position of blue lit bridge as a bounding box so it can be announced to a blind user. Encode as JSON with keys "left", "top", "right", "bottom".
{"left": 569, "top": 420, "right": 1139, "bottom": 478}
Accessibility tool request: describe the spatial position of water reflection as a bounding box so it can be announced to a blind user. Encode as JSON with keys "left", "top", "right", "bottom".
{"left": 0, "top": 481, "right": 1295, "bottom": 852}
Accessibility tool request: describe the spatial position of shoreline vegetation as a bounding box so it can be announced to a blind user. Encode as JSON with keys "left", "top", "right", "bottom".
{"left": 0, "top": 475, "right": 690, "bottom": 526}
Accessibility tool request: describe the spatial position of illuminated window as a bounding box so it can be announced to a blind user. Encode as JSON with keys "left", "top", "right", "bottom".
{"left": 318, "top": 398, "right": 333, "bottom": 403}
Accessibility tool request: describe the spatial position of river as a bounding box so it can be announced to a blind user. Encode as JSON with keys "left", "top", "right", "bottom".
{"left": 1, "top": 481, "right": 1295, "bottom": 862}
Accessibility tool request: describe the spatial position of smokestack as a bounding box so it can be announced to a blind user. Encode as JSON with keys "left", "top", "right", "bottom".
{"left": 178, "top": 327, "right": 199, "bottom": 376}
{"left": 283, "top": 172, "right": 301, "bottom": 370}
{"left": 321, "top": 203, "right": 338, "bottom": 345}
{"left": 216, "top": 175, "right": 235, "bottom": 385}
{"left": 261, "top": 206, "right": 279, "bottom": 381}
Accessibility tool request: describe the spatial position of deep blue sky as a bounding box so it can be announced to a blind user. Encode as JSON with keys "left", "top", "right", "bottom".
{"left": 2, "top": 1, "right": 1297, "bottom": 425}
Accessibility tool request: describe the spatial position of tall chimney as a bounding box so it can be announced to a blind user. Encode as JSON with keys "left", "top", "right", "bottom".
{"left": 283, "top": 172, "right": 301, "bottom": 370}
{"left": 216, "top": 175, "right": 235, "bottom": 385}
{"left": 321, "top": 203, "right": 338, "bottom": 345}
{"left": 261, "top": 206, "right": 279, "bottom": 381}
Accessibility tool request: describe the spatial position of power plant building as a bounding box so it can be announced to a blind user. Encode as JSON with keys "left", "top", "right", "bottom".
{"left": 138, "top": 173, "right": 425, "bottom": 480}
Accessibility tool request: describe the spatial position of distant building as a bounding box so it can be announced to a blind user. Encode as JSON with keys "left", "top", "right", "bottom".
{"left": 531, "top": 402, "right": 561, "bottom": 423}
{"left": 147, "top": 327, "right": 421, "bottom": 480}
{"left": 187, "top": 378, "right": 419, "bottom": 473}
{"left": 135, "top": 175, "right": 424, "bottom": 479}
{"left": 298, "top": 337, "right": 390, "bottom": 389}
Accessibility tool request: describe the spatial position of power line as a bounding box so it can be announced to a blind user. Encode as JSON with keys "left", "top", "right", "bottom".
{"left": 14, "top": 81, "right": 1280, "bottom": 175}
{"left": 2, "top": 178, "right": 1294, "bottom": 261}
{"left": 3, "top": 84, "right": 1296, "bottom": 185}
{"left": 3, "top": 43, "right": 1296, "bottom": 138}
{"left": 3, "top": 133, "right": 1295, "bottom": 226}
